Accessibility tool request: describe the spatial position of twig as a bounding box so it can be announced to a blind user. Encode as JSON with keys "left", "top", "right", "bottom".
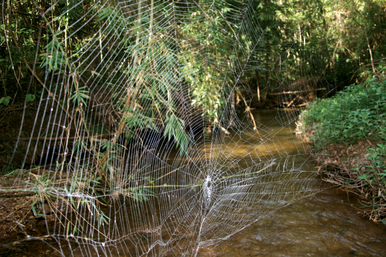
{"left": 0, "top": 134, "right": 113, "bottom": 141}
{"left": 0, "top": 191, "right": 36, "bottom": 198}
{"left": 285, "top": 95, "right": 300, "bottom": 108}
{"left": 236, "top": 89, "right": 259, "bottom": 133}
{"left": 268, "top": 88, "right": 326, "bottom": 96}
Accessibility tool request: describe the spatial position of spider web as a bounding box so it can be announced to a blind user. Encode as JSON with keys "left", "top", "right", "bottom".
{"left": 1, "top": 0, "right": 335, "bottom": 256}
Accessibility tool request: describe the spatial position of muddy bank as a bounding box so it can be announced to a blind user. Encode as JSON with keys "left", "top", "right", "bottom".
{"left": 301, "top": 125, "right": 386, "bottom": 224}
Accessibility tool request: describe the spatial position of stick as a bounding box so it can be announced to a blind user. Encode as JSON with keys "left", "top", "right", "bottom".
{"left": 0, "top": 134, "right": 113, "bottom": 141}
{"left": 268, "top": 88, "right": 326, "bottom": 96}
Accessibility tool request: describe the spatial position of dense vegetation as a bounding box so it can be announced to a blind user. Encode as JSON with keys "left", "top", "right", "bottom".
{"left": 0, "top": 0, "right": 386, "bottom": 220}
{"left": 302, "top": 75, "right": 386, "bottom": 147}
{"left": 301, "top": 74, "right": 386, "bottom": 223}
{"left": 0, "top": 5, "right": 386, "bottom": 257}
{"left": 1, "top": 0, "right": 386, "bottom": 109}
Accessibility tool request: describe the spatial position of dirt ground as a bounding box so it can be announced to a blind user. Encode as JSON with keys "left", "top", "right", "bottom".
{"left": 0, "top": 190, "right": 62, "bottom": 256}
{"left": 0, "top": 106, "right": 57, "bottom": 256}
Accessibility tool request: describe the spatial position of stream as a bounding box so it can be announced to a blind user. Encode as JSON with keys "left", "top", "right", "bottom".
{"left": 2, "top": 110, "right": 386, "bottom": 257}
{"left": 198, "top": 109, "right": 386, "bottom": 256}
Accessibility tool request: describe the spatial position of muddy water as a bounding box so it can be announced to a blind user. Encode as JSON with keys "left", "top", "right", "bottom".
{"left": 200, "top": 189, "right": 386, "bottom": 256}
{"left": 198, "top": 109, "right": 386, "bottom": 256}
{"left": 3, "top": 109, "right": 386, "bottom": 257}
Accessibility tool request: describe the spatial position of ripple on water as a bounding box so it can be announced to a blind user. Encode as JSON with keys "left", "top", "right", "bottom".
{"left": 200, "top": 188, "right": 386, "bottom": 257}
{"left": 199, "top": 110, "right": 386, "bottom": 257}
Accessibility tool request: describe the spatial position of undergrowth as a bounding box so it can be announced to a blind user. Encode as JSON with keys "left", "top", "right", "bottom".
{"left": 302, "top": 76, "right": 386, "bottom": 147}
{"left": 301, "top": 75, "right": 386, "bottom": 224}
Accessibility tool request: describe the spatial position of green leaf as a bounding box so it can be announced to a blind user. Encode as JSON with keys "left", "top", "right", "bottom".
{"left": 70, "top": 86, "right": 90, "bottom": 107}
{"left": 72, "top": 225, "right": 77, "bottom": 235}
{"left": 26, "top": 94, "right": 35, "bottom": 102}
{"left": 31, "top": 205, "right": 38, "bottom": 216}
{"left": 164, "top": 113, "right": 192, "bottom": 155}
{"left": 0, "top": 96, "right": 11, "bottom": 106}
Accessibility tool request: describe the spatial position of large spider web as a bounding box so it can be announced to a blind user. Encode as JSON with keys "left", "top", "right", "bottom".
{"left": 1, "top": 0, "right": 335, "bottom": 256}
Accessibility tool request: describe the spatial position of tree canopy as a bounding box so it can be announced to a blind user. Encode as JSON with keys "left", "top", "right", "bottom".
{"left": 1, "top": 0, "right": 385, "bottom": 118}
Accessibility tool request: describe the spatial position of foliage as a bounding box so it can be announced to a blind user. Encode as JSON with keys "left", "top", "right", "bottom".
{"left": 301, "top": 76, "right": 386, "bottom": 148}
{"left": 278, "top": 0, "right": 386, "bottom": 84}
{"left": 356, "top": 142, "right": 386, "bottom": 223}
{"left": 362, "top": 143, "right": 386, "bottom": 185}
{"left": 2, "top": 0, "right": 386, "bottom": 103}
{"left": 1, "top": 0, "right": 386, "bottom": 205}
{"left": 164, "top": 113, "right": 192, "bottom": 155}
{"left": 179, "top": 1, "right": 236, "bottom": 124}
{"left": 301, "top": 74, "right": 386, "bottom": 223}
{"left": 0, "top": 96, "right": 12, "bottom": 106}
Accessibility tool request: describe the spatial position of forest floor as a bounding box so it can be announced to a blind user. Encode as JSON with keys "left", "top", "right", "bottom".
{"left": 0, "top": 106, "right": 61, "bottom": 256}
{"left": 0, "top": 173, "right": 61, "bottom": 256}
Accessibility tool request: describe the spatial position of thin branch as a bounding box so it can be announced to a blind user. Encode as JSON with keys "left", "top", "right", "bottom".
{"left": 268, "top": 88, "right": 326, "bottom": 96}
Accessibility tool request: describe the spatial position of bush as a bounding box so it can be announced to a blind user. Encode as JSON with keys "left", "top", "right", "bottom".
{"left": 301, "top": 75, "right": 386, "bottom": 224}
{"left": 301, "top": 76, "right": 386, "bottom": 149}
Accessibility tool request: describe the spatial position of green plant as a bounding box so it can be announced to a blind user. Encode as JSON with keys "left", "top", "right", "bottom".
{"left": 25, "top": 94, "right": 36, "bottom": 102}
{"left": 357, "top": 143, "right": 386, "bottom": 223}
{"left": 360, "top": 143, "right": 386, "bottom": 185}
{"left": 0, "top": 96, "right": 12, "bottom": 106}
{"left": 302, "top": 76, "right": 386, "bottom": 223}
{"left": 301, "top": 76, "right": 386, "bottom": 148}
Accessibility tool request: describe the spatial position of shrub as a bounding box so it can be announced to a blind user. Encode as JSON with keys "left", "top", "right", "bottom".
{"left": 301, "top": 76, "right": 386, "bottom": 149}
{"left": 301, "top": 75, "right": 386, "bottom": 223}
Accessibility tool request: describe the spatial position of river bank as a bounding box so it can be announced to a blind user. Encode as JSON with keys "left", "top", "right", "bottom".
{"left": 298, "top": 76, "right": 386, "bottom": 224}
